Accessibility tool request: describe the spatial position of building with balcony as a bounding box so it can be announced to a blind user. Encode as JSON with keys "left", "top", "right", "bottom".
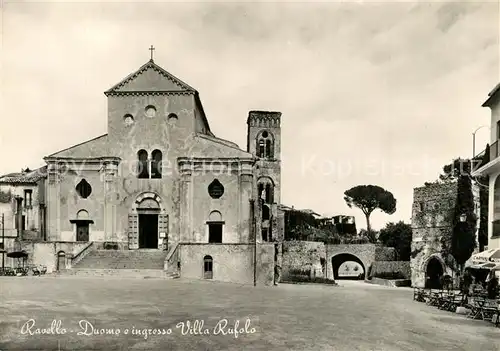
{"left": 472, "top": 83, "right": 500, "bottom": 250}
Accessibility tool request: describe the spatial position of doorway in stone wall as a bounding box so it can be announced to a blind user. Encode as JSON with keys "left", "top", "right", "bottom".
{"left": 425, "top": 257, "right": 444, "bottom": 289}
{"left": 57, "top": 251, "right": 66, "bottom": 271}
{"left": 138, "top": 213, "right": 159, "bottom": 249}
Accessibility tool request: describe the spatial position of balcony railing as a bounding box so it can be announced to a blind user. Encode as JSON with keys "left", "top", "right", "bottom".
{"left": 473, "top": 141, "right": 500, "bottom": 170}
{"left": 493, "top": 220, "right": 500, "bottom": 238}
{"left": 491, "top": 140, "right": 500, "bottom": 160}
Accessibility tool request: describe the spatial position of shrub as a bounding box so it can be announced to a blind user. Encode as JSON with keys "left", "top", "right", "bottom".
{"left": 283, "top": 276, "right": 337, "bottom": 285}
{"left": 373, "top": 272, "right": 405, "bottom": 280}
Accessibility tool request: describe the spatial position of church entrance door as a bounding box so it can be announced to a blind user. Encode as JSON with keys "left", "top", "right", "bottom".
{"left": 76, "top": 223, "right": 89, "bottom": 242}
{"left": 139, "top": 214, "right": 159, "bottom": 249}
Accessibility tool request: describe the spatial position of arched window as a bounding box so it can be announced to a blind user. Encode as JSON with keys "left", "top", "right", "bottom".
{"left": 257, "top": 178, "right": 274, "bottom": 205}
{"left": 256, "top": 130, "right": 274, "bottom": 159}
{"left": 203, "top": 255, "right": 213, "bottom": 279}
{"left": 265, "top": 184, "right": 273, "bottom": 204}
{"left": 207, "top": 210, "right": 224, "bottom": 243}
{"left": 151, "top": 150, "right": 162, "bottom": 179}
{"left": 137, "top": 150, "right": 149, "bottom": 179}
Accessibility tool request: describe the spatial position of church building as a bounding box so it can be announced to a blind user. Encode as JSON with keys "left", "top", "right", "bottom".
{"left": 0, "top": 50, "right": 284, "bottom": 285}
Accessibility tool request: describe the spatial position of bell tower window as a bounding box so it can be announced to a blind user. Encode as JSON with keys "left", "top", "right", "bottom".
{"left": 256, "top": 131, "right": 274, "bottom": 159}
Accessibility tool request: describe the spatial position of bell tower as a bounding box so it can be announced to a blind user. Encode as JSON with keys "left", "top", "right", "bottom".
{"left": 246, "top": 111, "right": 284, "bottom": 243}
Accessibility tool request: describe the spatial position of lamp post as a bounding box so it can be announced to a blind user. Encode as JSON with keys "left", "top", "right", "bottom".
{"left": 472, "top": 125, "right": 489, "bottom": 158}
{"left": 460, "top": 213, "right": 467, "bottom": 223}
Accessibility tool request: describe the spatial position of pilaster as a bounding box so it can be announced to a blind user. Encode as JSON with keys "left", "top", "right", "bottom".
{"left": 46, "top": 162, "right": 61, "bottom": 240}
{"left": 179, "top": 161, "right": 193, "bottom": 243}
{"left": 240, "top": 172, "right": 253, "bottom": 242}
{"left": 103, "top": 160, "right": 119, "bottom": 242}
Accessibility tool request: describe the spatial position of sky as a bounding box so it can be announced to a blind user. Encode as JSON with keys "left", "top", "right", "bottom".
{"left": 1, "top": 0, "right": 499, "bottom": 231}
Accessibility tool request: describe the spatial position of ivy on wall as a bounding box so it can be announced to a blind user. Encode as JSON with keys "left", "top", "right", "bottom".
{"left": 440, "top": 170, "right": 477, "bottom": 273}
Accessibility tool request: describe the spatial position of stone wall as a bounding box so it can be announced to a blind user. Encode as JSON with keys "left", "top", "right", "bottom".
{"left": 374, "top": 246, "right": 396, "bottom": 261}
{"left": 409, "top": 181, "right": 480, "bottom": 287}
{"left": 370, "top": 261, "right": 411, "bottom": 279}
{"left": 281, "top": 241, "right": 326, "bottom": 280}
{"left": 179, "top": 243, "right": 274, "bottom": 286}
{"left": 20, "top": 241, "right": 91, "bottom": 273}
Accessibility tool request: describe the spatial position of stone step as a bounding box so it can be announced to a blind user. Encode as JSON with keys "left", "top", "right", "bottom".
{"left": 74, "top": 249, "right": 168, "bottom": 270}
{"left": 58, "top": 268, "right": 179, "bottom": 279}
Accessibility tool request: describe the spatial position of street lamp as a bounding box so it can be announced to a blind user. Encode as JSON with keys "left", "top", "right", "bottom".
{"left": 472, "top": 125, "right": 489, "bottom": 158}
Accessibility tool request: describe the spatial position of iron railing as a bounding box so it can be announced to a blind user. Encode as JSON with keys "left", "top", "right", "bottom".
{"left": 491, "top": 140, "right": 500, "bottom": 160}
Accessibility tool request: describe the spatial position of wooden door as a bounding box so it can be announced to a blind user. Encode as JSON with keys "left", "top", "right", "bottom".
{"left": 76, "top": 223, "right": 89, "bottom": 241}
{"left": 128, "top": 214, "right": 139, "bottom": 249}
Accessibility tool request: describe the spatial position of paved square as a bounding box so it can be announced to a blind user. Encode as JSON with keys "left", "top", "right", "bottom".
{"left": 0, "top": 278, "right": 498, "bottom": 350}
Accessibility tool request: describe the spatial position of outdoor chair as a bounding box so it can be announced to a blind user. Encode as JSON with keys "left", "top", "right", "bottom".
{"left": 32, "top": 266, "right": 41, "bottom": 276}
{"left": 413, "top": 288, "right": 426, "bottom": 302}
{"left": 4, "top": 267, "right": 15, "bottom": 276}
{"left": 15, "top": 267, "right": 28, "bottom": 276}
{"left": 427, "top": 290, "right": 442, "bottom": 307}
{"left": 466, "top": 297, "right": 484, "bottom": 319}
{"left": 479, "top": 299, "right": 500, "bottom": 322}
{"left": 438, "top": 292, "right": 455, "bottom": 311}
{"left": 448, "top": 293, "right": 465, "bottom": 312}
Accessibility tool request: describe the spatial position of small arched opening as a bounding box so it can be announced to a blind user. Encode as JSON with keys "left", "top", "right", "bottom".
{"left": 203, "top": 255, "right": 213, "bottom": 279}
{"left": 425, "top": 256, "right": 445, "bottom": 289}
{"left": 137, "top": 150, "right": 149, "bottom": 179}
{"left": 256, "top": 130, "right": 274, "bottom": 159}
{"left": 137, "top": 197, "right": 160, "bottom": 249}
{"left": 207, "top": 211, "right": 224, "bottom": 243}
{"left": 57, "top": 251, "right": 66, "bottom": 271}
{"left": 331, "top": 253, "right": 365, "bottom": 280}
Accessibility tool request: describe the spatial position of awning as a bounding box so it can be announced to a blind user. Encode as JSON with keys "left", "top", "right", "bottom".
{"left": 467, "top": 248, "right": 500, "bottom": 265}
{"left": 468, "top": 262, "right": 500, "bottom": 270}
{"left": 6, "top": 250, "right": 28, "bottom": 258}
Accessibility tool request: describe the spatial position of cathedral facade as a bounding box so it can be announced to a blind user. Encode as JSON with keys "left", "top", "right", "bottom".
{"left": 1, "top": 57, "right": 284, "bottom": 285}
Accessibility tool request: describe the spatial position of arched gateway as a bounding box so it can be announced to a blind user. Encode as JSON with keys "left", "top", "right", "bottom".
{"left": 128, "top": 192, "right": 169, "bottom": 250}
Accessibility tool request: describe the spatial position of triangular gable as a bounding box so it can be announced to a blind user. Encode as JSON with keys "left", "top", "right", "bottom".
{"left": 46, "top": 134, "right": 109, "bottom": 158}
{"left": 105, "top": 60, "right": 196, "bottom": 94}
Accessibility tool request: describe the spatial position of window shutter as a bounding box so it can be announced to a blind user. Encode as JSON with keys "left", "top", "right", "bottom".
{"left": 128, "top": 214, "right": 139, "bottom": 249}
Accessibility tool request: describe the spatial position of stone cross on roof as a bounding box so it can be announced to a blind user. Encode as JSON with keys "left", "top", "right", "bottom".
{"left": 149, "top": 45, "right": 155, "bottom": 61}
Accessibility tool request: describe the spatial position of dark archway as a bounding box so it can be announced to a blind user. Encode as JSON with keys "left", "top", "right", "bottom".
{"left": 425, "top": 257, "right": 444, "bottom": 289}
{"left": 203, "top": 255, "right": 213, "bottom": 279}
{"left": 331, "top": 253, "right": 365, "bottom": 280}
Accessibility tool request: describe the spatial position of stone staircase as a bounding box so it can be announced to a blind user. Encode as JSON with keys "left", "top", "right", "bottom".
{"left": 61, "top": 249, "right": 178, "bottom": 279}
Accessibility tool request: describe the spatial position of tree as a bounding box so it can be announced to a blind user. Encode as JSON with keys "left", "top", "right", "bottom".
{"left": 378, "top": 221, "right": 412, "bottom": 261}
{"left": 358, "top": 228, "right": 378, "bottom": 244}
{"left": 450, "top": 174, "right": 477, "bottom": 273}
{"left": 344, "top": 185, "right": 396, "bottom": 235}
{"left": 439, "top": 156, "right": 488, "bottom": 252}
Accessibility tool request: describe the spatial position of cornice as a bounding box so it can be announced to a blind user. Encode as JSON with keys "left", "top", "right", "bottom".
{"left": 104, "top": 90, "right": 195, "bottom": 97}
{"left": 44, "top": 156, "right": 122, "bottom": 164}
